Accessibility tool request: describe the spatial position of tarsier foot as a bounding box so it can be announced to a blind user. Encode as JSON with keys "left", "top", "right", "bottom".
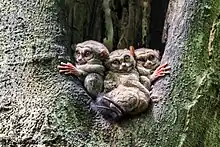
{"left": 57, "top": 62, "right": 79, "bottom": 75}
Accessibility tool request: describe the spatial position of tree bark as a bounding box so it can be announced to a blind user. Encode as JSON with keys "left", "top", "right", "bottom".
{"left": 0, "top": 0, "right": 92, "bottom": 146}
{"left": 0, "top": 0, "right": 220, "bottom": 146}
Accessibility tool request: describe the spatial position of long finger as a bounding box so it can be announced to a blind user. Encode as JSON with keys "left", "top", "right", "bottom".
{"left": 160, "top": 71, "right": 170, "bottom": 74}
{"left": 57, "top": 65, "right": 69, "bottom": 69}
{"left": 64, "top": 71, "right": 73, "bottom": 75}
{"left": 60, "top": 62, "right": 68, "bottom": 66}
{"left": 59, "top": 69, "right": 69, "bottom": 73}
{"left": 157, "top": 66, "right": 171, "bottom": 72}
{"left": 156, "top": 63, "right": 168, "bottom": 70}
{"left": 161, "top": 66, "right": 171, "bottom": 71}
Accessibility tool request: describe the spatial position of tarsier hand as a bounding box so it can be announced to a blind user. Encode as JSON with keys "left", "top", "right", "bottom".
{"left": 153, "top": 63, "right": 171, "bottom": 78}
{"left": 57, "top": 62, "right": 79, "bottom": 76}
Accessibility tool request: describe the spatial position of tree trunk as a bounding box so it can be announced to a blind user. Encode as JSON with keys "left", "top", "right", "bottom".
{"left": 1, "top": 0, "right": 220, "bottom": 146}
{"left": 0, "top": 0, "right": 92, "bottom": 146}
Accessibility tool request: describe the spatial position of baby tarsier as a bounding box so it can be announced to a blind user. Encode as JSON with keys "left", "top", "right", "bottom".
{"left": 91, "top": 47, "right": 170, "bottom": 121}
{"left": 57, "top": 40, "right": 109, "bottom": 97}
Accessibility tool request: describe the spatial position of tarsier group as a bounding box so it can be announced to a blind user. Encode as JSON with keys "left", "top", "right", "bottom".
{"left": 58, "top": 40, "right": 170, "bottom": 121}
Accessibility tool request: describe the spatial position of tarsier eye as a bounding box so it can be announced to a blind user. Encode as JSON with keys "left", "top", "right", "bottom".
{"left": 148, "top": 55, "right": 155, "bottom": 60}
{"left": 112, "top": 60, "right": 120, "bottom": 65}
{"left": 85, "top": 51, "right": 92, "bottom": 57}
{"left": 138, "top": 57, "right": 145, "bottom": 62}
{"left": 124, "top": 55, "right": 130, "bottom": 62}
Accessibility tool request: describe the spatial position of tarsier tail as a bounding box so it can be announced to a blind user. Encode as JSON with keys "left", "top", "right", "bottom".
{"left": 90, "top": 94, "right": 125, "bottom": 122}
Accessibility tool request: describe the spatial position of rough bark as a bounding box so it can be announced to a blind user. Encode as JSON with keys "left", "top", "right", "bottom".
{"left": 0, "top": 0, "right": 220, "bottom": 146}
{"left": 0, "top": 0, "right": 92, "bottom": 146}
{"left": 151, "top": 0, "right": 220, "bottom": 146}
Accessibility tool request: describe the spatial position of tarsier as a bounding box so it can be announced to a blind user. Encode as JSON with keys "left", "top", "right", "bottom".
{"left": 91, "top": 47, "right": 170, "bottom": 121}
{"left": 91, "top": 48, "right": 151, "bottom": 121}
{"left": 135, "top": 48, "right": 170, "bottom": 90}
{"left": 58, "top": 40, "right": 170, "bottom": 122}
{"left": 57, "top": 40, "right": 109, "bottom": 97}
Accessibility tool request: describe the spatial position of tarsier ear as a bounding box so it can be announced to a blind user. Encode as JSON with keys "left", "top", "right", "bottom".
{"left": 156, "top": 50, "right": 160, "bottom": 55}
{"left": 71, "top": 44, "right": 76, "bottom": 50}
{"left": 100, "top": 50, "right": 109, "bottom": 59}
{"left": 155, "top": 50, "right": 161, "bottom": 59}
{"left": 129, "top": 46, "right": 135, "bottom": 57}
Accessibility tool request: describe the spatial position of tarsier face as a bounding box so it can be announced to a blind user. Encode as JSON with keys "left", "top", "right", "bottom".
{"left": 74, "top": 40, "right": 109, "bottom": 65}
{"left": 106, "top": 49, "right": 135, "bottom": 73}
{"left": 135, "top": 48, "right": 160, "bottom": 70}
{"left": 75, "top": 46, "right": 94, "bottom": 65}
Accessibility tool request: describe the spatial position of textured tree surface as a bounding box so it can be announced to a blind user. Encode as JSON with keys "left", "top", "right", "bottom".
{"left": 0, "top": 0, "right": 220, "bottom": 146}
{"left": 0, "top": 0, "right": 92, "bottom": 146}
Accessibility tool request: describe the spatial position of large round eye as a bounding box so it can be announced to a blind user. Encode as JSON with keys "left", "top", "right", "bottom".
{"left": 85, "top": 51, "right": 92, "bottom": 57}
{"left": 148, "top": 55, "right": 155, "bottom": 61}
{"left": 138, "top": 57, "right": 145, "bottom": 62}
{"left": 124, "top": 55, "right": 130, "bottom": 62}
{"left": 112, "top": 60, "right": 120, "bottom": 65}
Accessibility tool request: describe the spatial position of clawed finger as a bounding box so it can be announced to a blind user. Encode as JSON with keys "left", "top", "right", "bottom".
{"left": 64, "top": 71, "right": 73, "bottom": 74}
{"left": 163, "top": 66, "right": 171, "bottom": 70}
{"left": 160, "top": 66, "right": 171, "bottom": 71}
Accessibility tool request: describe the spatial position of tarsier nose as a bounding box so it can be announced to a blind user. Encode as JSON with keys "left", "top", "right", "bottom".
{"left": 144, "top": 62, "right": 152, "bottom": 68}
{"left": 77, "top": 59, "right": 82, "bottom": 63}
{"left": 119, "top": 63, "right": 126, "bottom": 70}
{"left": 77, "top": 55, "right": 83, "bottom": 61}
{"left": 122, "top": 62, "right": 126, "bottom": 67}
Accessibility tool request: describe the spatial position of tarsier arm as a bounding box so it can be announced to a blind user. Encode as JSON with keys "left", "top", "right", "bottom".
{"left": 137, "top": 66, "right": 151, "bottom": 76}
{"left": 76, "top": 64, "right": 105, "bottom": 74}
{"left": 57, "top": 62, "right": 87, "bottom": 76}
{"left": 104, "top": 72, "right": 117, "bottom": 92}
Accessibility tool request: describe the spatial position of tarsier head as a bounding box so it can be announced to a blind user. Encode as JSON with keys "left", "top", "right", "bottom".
{"left": 135, "top": 48, "right": 160, "bottom": 70}
{"left": 74, "top": 40, "right": 109, "bottom": 65}
{"left": 105, "top": 49, "right": 135, "bottom": 73}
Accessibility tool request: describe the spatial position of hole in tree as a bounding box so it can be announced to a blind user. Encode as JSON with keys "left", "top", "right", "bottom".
{"left": 148, "top": 0, "right": 170, "bottom": 55}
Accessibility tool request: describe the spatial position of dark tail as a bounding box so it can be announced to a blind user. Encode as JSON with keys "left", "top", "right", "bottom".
{"left": 90, "top": 93, "right": 125, "bottom": 122}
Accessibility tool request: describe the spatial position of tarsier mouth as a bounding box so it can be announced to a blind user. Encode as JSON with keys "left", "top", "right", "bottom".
{"left": 144, "top": 63, "right": 156, "bottom": 69}
{"left": 118, "top": 66, "right": 132, "bottom": 73}
{"left": 91, "top": 96, "right": 125, "bottom": 121}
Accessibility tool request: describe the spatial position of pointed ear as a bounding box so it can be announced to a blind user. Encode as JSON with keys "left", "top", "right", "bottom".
{"left": 156, "top": 50, "right": 160, "bottom": 55}
{"left": 155, "top": 50, "right": 161, "bottom": 59}
{"left": 129, "top": 46, "right": 135, "bottom": 57}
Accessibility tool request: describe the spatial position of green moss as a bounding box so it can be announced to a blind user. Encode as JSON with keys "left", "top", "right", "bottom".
{"left": 172, "top": 0, "right": 220, "bottom": 146}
